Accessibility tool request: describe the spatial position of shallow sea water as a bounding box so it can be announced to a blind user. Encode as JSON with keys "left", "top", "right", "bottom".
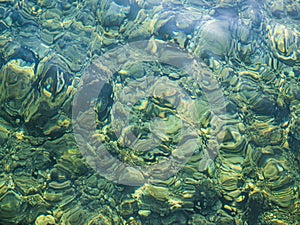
{"left": 0, "top": 0, "right": 300, "bottom": 224}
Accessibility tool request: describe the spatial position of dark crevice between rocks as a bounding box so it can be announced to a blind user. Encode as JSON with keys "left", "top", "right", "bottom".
{"left": 244, "top": 191, "right": 265, "bottom": 225}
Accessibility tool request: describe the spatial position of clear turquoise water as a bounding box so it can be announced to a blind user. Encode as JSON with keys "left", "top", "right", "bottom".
{"left": 0, "top": 0, "right": 299, "bottom": 224}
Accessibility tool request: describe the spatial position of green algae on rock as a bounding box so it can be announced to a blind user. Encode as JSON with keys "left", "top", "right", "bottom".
{"left": 0, "top": 0, "right": 300, "bottom": 224}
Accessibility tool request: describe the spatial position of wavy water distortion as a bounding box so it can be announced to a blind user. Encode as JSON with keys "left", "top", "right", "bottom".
{"left": 0, "top": 0, "right": 299, "bottom": 224}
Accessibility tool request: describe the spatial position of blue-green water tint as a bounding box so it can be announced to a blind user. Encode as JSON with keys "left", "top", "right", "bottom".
{"left": 0, "top": 0, "right": 299, "bottom": 224}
